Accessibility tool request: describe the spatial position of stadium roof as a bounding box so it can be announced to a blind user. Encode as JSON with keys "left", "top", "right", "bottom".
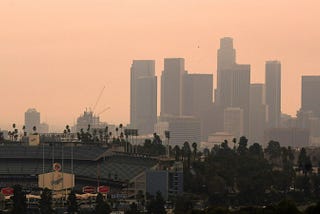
{"left": 0, "top": 144, "right": 110, "bottom": 161}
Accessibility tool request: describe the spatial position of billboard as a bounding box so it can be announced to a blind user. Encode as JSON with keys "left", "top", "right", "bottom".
{"left": 29, "top": 134, "right": 40, "bottom": 146}
{"left": 1, "top": 187, "right": 14, "bottom": 196}
{"left": 82, "top": 186, "right": 96, "bottom": 194}
{"left": 97, "top": 186, "right": 109, "bottom": 193}
{"left": 38, "top": 171, "right": 75, "bottom": 190}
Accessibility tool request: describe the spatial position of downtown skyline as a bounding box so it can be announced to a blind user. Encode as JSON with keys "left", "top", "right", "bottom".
{"left": 1, "top": 0, "right": 320, "bottom": 130}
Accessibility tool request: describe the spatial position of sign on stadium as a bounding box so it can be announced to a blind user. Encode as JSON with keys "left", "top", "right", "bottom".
{"left": 38, "top": 171, "right": 75, "bottom": 191}
{"left": 97, "top": 186, "right": 109, "bottom": 193}
{"left": 82, "top": 186, "right": 96, "bottom": 194}
{"left": 29, "top": 134, "right": 40, "bottom": 146}
{"left": 1, "top": 187, "right": 14, "bottom": 196}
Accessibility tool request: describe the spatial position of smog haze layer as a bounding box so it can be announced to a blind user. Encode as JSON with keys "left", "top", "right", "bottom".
{"left": 0, "top": 0, "right": 319, "bottom": 131}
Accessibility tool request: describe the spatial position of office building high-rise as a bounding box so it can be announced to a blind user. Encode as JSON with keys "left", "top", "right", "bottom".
{"left": 224, "top": 107, "right": 244, "bottom": 139}
{"left": 25, "top": 108, "right": 40, "bottom": 133}
{"left": 249, "top": 84, "right": 268, "bottom": 144}
{"left": 216, "top": 37, "right": 236, "bottom": 107}
{"left": 232, "top": 64, "right": 250, "bottom": 136}
{"left": 130, "top": 60, "right": 157, "bottom": 134}
{"left": 217, "top": 37, "right": 236, "bottom": 74}
{"left": 265, "top": 60, "right": 281, "bottom": 128}
{"left": 182, "top": 73, "right": 214, "bottom": 140}
{"left": 39, "top": 122, "right": 49, "bottom": 133}
{"left": 156, "top": 115, "right": 201, "bottom": 147}
{"left": 161, "top": 58, "right": 186, "bottom": 116}
{"left": 215, "top": 38, "right": 251, "bottom": 136}
{"left": 182, "top": 73, "right": 213, "bottom": 116}
{"left": 301, "top": 76, "right": 320, "bottom": 117}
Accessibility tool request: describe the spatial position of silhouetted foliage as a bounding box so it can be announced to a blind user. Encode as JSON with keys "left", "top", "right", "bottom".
{"left": 183, "top": 138, "right": 320, "bottom": 206}
{"left": 146, "top": 191, "right": 166, "bottom": 214}
{"left": 95, "top": 193, "right": 111, "bottom": 214}
{"left": 67, "top": 190, "right": 78, "bottom": 214}
{"left": 39, "top": 188, "right": 53, "bottom": 214}
{"left": 12, "top": 185, "right": 27, "bottom": 214}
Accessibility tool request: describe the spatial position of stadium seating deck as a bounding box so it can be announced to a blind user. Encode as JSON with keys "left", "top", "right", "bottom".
{"left": 0, "top": 145, "right": 158, "bottom": 183}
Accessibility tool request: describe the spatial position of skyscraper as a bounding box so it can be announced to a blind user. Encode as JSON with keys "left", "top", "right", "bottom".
{"left": 216, "top": 37, "right": 236, "bottom": 108}
{"left": 25, "top": 108, "right": 40, "bottom": 133}
{"left": 265, "top": 60, "right": 281, "bottom": 128}
{"left": 224, "top": 107, "right": 244, "bottom": 139}
{"left": 217, "top": 37, "right": 236, "bottom": 72}
{"left": 215, "top": 38, "right": 251, "bottom": 136}
{"left": 249, "top": 84, "right": 268, "bottom": 144}
{"left": 182, "top": 73, "right": 214, "bottom": 140}
{"left": 130, "top": 60, "right": 157, "bottom": 134}
{"left": 301, "top": 76, "right": 320, "bottom": 117}
{"left": 231, "top": 64, "right": 250, "bottom": 136}
{"left": 161, "top": 58, "right": 186, "bottom": 116}
{"left": 182, "top": 73, "right": 213, "bottom": 116}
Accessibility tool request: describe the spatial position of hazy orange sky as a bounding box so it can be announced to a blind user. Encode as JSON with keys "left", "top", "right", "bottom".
{"left": 1, "top": 0, "right": 319, "bottom": 131}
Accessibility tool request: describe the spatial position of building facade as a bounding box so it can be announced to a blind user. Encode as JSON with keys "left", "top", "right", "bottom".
{"left": 161, "top": 58, "right": 186, "bottom": 116}
{"left": 25, "top": 108, "right": 40, "bottom": 134}
{"left": 249, "top": 84, "right": 268, "bottom": 144}
{"left": 301, "top": 76, "right": 320, "bottom": 117}
{"left": 265, "top": 60, "right": 281, "bottom": 128}
{"left": 224, "top": 107, "right": 244, "bottom": 139}
{"left": 130, "top": 60, "right": 157, "bottom": 134}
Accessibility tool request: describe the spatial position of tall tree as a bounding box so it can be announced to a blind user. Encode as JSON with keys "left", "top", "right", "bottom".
{"left": 192, "top": 142, "right": 197, "bottom": 161}
{"left": 237, "top": 136, "right": 248, "bottom": 155}
{"left": 12, "top": 185, "right": 27, "bottom": 214}
{"left": 232, "top": 137, "right": 237, "bottom": 151}
{"left": 95, "top": 193, "right": 111, "bottom": 214}
{"left": 174, "top": 195, "right": 193, "bottom": 214}
{"left": 32, "top": 126, "right": 37, "bottom": 135}
{"left": 147, "top": 191, "right": 166, "bottom": 214}
{"left": 249, "top": 143, "right": 264, "bottom": 158}
{"left": 265, "top": 140, "right": 281, "bottom": 162}
{"left": 298, "top": 148, "right": 313, "bottom": 176}
{"left": 39, "top": 188, "right": 53, "bottom": 214}
{"left": 173, "top": 145, "right": 181, "bottom": 161}
{"left": 22, "top": 125, "right": 26, "bottom": 137}
{"left": 67, "top": 190, "right": 78, "bottom": 214}
{"left": 183, "top": 141, "right": 191, "bottom": 168}
{"left": 126, "top": 202, "right": 139, "bottom": 214}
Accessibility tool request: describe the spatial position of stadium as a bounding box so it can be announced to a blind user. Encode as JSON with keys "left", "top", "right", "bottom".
{"left": 0, "top": 141, "right": 160, "bottom": 198}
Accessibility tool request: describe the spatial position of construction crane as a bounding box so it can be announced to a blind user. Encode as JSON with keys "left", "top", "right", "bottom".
{"left": 92, "top": 86, "right": 106, "bottom": 113}
{"left": 97, "top": 107, "right": 111, "bottom": 116}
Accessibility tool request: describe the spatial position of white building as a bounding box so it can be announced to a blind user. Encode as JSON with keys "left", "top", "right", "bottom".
{"left": 25, "top": 108, "right": 40, "bottom": 134}
{"left": 200, "top": 132, "right": 235, "bottom": 150}
{"left": 156, "top": 115, "right": 201, "bottom": 147}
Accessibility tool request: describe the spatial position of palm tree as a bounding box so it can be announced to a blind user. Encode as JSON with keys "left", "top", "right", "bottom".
{"left": 173, "top": 145, "right": 181, "bottom": 161}
{"left": 22, "top": 125, "right": 26, "bottom": 137}
{"left": 32, "top": 126, "right": 37, "bottom": 135}
{"left": 115, "top": 127, "right": 119, "bottom": 138}
{"left": 8, "top": 131, "right": 12, "bottom": 141}
{"left": 104, "top": 126, "right": 109, "bottom": 143}
{"left": 92, "top": 129, "right": 97, "bottom": 142}
{"left": 119, "top": 124, "right": 123, "bottom": 138}
{"left": 183, "top": 141, "right": 191, "bottom": 168}
{"left": 232, "top": 138, "right": 237, "bottom": 151}
{"left": 66, "top": 125, "right": 70, "bottom": 133}
{"left": 192, "top": 142, "right": 197, "bottom": 161}
{"left": 12, "top": 123, "right": 18, "bottom": 141}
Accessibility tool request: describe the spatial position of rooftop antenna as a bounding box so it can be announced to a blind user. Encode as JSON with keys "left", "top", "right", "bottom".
{"left": 92, "top": 86, "right": 106, "bottom": 113}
